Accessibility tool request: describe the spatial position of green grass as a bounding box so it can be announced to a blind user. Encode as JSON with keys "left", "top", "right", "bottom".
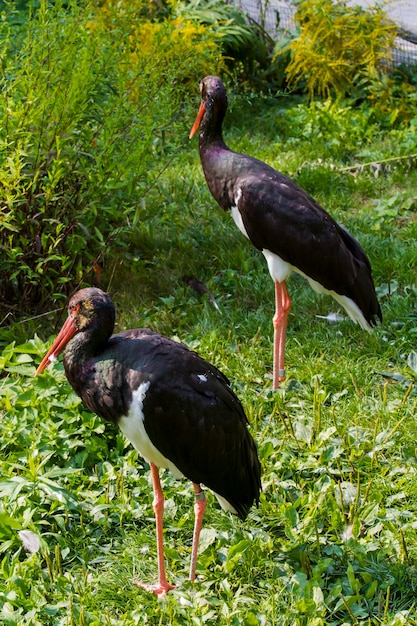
{"left": 1, "top": 92, "right": 417, "bottom": 625}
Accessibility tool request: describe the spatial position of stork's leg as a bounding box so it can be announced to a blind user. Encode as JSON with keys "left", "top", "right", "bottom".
{"left": 134, "top": 463, "right": 175, "bottom": 595}
{"left": 273, "top": 280, "right": 291, "bottom": 389}
{"left": 189, "top": 483, "right": 207, "bottom": 582}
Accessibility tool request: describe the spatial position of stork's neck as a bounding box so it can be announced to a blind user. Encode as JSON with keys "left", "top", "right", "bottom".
{"left": 199, "top": 126, "right": 228, "bottom": 152}
{"left": 63, "top": 323, "right": 111, "bottom": 390}
{"left": 198, "top": 103, "right": 228, "bottom": 153}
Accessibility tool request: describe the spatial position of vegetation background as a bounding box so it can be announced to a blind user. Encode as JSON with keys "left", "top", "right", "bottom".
{"left": 1, "top": 0, "right": 417, "bottom": 624}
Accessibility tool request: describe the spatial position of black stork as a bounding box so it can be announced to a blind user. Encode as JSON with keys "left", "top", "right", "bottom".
{"left": 190, "top": 76, "right": 382, "bottom": 389}
{"left": 35, "top": 287, "right": 261, "bottom": 595}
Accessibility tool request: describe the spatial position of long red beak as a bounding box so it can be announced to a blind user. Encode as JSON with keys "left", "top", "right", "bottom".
{"left": 35, "top": 315, "right": 78, "bottom": 376}
{"left": 189, "top": 102, "right": 206, "bottom": 139}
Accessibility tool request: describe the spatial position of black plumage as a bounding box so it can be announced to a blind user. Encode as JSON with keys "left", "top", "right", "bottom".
{"left": 190, "top": 75, "right": 381, "bottom": 388}
{"left": 36, "top": 287, "right": 261, "bottom": 594}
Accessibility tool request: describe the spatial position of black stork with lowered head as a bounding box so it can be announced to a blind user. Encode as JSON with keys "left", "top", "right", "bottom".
{"left": 36, "top": 287, "right": 261, "bottom": 595}
{"left": 190, "top": 76, "right": 382, "bottom": 389}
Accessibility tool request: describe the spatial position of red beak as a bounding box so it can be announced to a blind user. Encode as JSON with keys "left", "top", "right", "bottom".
{"left": 189, "top": 102, "right": 206, "bottom": 139}
{"left": 35, "top": 315, "right": 78, "bottom": 376}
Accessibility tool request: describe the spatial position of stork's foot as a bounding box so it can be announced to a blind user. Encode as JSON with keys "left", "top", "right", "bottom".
{"left": 133, "top": 579, "right": 175, "bottom": 596}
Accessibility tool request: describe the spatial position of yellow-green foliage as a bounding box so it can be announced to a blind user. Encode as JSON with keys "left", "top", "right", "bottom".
{"left": 281, "top": 0, "right": 398, "bottom": 99}
{"left": 89, "top": 0, "right": 223, "bottom": 87}
{"left": 0, "top": 0, "right": 223, "bottom": 313}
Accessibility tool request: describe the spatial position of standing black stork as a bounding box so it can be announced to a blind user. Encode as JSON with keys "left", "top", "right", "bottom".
{"left": 35, "top": 287, "right": 261, "bottom": 595}
{"left": 190, "top": 76, "right": 382, "bottom": 389}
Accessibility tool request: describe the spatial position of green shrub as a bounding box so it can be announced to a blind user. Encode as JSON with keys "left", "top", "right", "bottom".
{"left": 0, "top": 0, "right": 221, "bottom": 316}
{"left": 279, "top": 0, "right": 398, "bottom": 99}
{"left": 173, "top": 0, "right": 291, "bottom": 91}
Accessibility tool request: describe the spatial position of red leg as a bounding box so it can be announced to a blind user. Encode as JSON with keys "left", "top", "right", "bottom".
{"left": 133, "top": 463, "right": 175, "bottom": 595}
{"left": 273, "top": 280, "right": 291, "bottom": 389}
{"left": 189, "top": 483, "right": 207, "bottom": 582}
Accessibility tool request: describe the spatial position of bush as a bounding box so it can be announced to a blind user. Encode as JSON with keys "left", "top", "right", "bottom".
{"left": 279, "top": 0, "right": 398, "bottom": 99}
{"left": 0, "top": 0, "right": 221, "bottom": 316}
{"left": 173, "top": 0, "right": 291, "bottom": 91}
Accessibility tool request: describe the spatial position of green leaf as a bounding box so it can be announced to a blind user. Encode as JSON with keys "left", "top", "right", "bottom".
{"left": 198, "top": 527, "right": 218, "bottom": 553}
{"left": 407, "top": 351, "right": 417, "bottom": 374}
{"left": 0, "top": 514, "right": 21, "bottom": 539}
{"left": 227, "top": 539, "right": 251, "bottom": 561}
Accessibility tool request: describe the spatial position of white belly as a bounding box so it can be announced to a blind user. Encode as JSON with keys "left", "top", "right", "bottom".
{"left": 231, "top": 191, "right": 370, "bottom": 330}
{"left": 118, "top": 382, "right": 184, "bottom": 478}
{"left": 262, "top": 248, "right": 292, "bottom": 283}
{"left": 119, "top": 383, "right": 244, "bottom": 515}
{"left": 264, "top": 251, "right": 370, "bottom": 330}
{"left": 231, "top": 202, "right": 249, "bottom": 240}
{"left": 231, "top": 190, "right": 292, "bottom": 283}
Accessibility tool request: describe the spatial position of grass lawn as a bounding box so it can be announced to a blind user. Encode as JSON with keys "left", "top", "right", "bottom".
{"left": 1, "top": 91, "right": 417, "bottom": 625}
